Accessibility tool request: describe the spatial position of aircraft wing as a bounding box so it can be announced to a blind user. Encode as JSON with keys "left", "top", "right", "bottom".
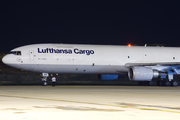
{"left": 125, "top": 62, "right": 180, "bottom": 67}
{"left": 125, "top": 62, "right": 180, "bottom": 73}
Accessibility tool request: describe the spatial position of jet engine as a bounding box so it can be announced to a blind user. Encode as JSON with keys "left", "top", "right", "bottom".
{"left": 98, "top": 74, "right": 119, "bottom": 80}
{"left": 128, "top": 67, "right": 159, "bottom": 81}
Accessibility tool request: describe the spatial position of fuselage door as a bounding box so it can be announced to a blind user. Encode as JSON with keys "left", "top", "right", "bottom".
{"left": 29, "top": 50, "right": 34, "bottom": 61}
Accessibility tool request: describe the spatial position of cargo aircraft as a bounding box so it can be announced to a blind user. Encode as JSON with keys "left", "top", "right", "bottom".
{"left": 2, "top": 43, "right": 180, "bottom": 86}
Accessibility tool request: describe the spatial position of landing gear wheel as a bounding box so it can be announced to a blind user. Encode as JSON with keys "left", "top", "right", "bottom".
{"left": 157, "top": 80, "right": 162, "bottom": 86}
{"left": 163, "top": 80, "right": 171, "bottom": 86}
{"left": 43, "top": 81, "right": 47, "bottom": 86}
{"left": 171, "top": 80, "right": 178, "bottom": 87}
{"left": 147, "top": 81, "right": 154, "bottom": 86}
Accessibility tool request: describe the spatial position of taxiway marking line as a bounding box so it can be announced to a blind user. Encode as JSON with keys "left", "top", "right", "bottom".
{"left": 0, "top": 94, "right": 180, "bottom": 113}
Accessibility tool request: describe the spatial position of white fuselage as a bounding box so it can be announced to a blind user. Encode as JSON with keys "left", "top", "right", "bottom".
{"left": 2, "top": 44, "right": 180, "bottom": 74}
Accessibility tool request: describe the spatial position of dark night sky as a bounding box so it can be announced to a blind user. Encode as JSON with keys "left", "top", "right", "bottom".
{"left": 1, "top": 0, "right": 180, "bottom": 52}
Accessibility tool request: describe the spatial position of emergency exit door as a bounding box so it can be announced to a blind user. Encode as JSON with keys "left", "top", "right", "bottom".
{"left": 29, "top": 50, "right": 34, "bottom": 60}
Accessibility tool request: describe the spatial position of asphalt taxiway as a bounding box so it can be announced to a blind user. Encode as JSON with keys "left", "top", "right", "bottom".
{"left": 0, "top": 86, "right": 180, "bottom": 120}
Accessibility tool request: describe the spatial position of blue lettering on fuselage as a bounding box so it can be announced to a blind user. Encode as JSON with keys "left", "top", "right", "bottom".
{"left": 38, "top": 48, "right": 94, "bottom": 55}
{"left": 74, "top": 48, "right": 94, "bottom": 55}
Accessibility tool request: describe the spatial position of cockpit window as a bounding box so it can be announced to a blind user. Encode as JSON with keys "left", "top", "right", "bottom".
{"left": 9, "top": 51, "right": 21, "bottom": 55}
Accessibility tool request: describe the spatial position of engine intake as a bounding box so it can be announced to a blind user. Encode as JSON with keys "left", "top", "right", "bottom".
{"left": 128, "top": 67, "right": 159, "bottom": 81}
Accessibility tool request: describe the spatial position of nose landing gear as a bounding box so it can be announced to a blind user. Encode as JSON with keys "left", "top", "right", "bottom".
{"left": 42, "top": 73, "right": 49, "bottom": 86}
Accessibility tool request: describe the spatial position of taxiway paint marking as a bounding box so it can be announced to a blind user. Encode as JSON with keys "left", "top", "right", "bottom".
{"left": 0, "top": 94, "right": 180, "bottom": 113}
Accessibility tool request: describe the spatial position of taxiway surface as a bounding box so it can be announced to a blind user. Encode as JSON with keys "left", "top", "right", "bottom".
{"left": 0, "top": 86, "right": 180, "bottom": 120}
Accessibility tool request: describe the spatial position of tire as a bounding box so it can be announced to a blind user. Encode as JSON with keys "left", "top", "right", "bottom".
{"left": 163, "top": 80, "right": 171, "bottom": 86}
{"left": 44, "top": 82, "right": 47, "bottom": 86}
{"left": 171, "top": 80, "right": 178, "bottom": 87}
{"left": 148, "top": 81, "right": 154, "bottom": 86}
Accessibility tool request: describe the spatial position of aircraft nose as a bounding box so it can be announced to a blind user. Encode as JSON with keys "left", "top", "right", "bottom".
{"left": 2, "top": 55, "right": 11, "bottom": 64}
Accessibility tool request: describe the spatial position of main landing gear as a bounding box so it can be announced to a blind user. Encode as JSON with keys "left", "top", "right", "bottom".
{"left": 139, "top": 70, "right": 179, "bottom": 87}
{"left": 139, "top": 80, "right": 178, "bottom": 87}
{"left": 157, "top": 80, "right": 178, "bottom": 87}
{"left": 157, "top": 71, "right": 178, "bottom": 87}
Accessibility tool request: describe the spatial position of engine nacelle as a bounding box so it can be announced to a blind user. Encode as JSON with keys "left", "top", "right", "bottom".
{"left": 128, "top": 67, "right": 159, "bottom": 81}
{"left": 98, "top": 74, "right": 119, "bottom": 80}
